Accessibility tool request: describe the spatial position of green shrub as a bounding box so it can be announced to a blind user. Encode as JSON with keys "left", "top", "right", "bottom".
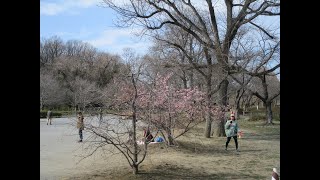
{"left": 40, "top": 111, "right": 62, "bottom": 118}
{"left": 273, "top": 116, "right": 280, "bottom": 121}
{"left": 247, "top": 105, "right": 280, "bottom": 121}
{"left": 248, "top": 113, "right": 280, "bottom": 122}
{"left": 247, "top": 107, "right": 264, "bottom": 113}
{"left": 40, "top": 111, "right": 46, "bottom": 118}
{"left": 248, "top": 114, "right": 265, "bottom": 121}
{"left": 55, "top": 111, "right": 73, "bottom": 116}
{"left": 248, "top": 106, "right": 280, "bottom": 113}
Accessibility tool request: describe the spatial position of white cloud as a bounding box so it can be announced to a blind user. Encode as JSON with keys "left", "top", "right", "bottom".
{"left": 40, "top": 0, "right": 228, "bottom": 16}
{"left": 76, "top": 0, "right": 99, "bottom": 7}
{"left": 108, "top": 41, "right": 150, "bottom": 55}
{"left": 40, "top": 2, "right": 65, "bottom": 15}
{"left": 86, "top": 27, "right": 151, "bottom": 54}
{"left": 40, "top": 0, "right": 100, "bottom": 16}
{"left": 87, "top": 28, "right": 132, "bottom": 46}
{"left": 41, "top": 27, "right": 94, "bottom": 39}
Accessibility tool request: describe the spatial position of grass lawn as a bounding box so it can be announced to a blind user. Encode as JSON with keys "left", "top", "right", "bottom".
{"left": 68, "top": 116, "right": 280, "bottom": 180}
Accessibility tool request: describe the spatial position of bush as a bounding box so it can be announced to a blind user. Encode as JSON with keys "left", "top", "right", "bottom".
{"left": 248, "top": 114, "right": 265, "bottom": 121}
{"left": 247, "top": 107, "right": 264, "bottom": 113}
{"left": 40, "top": 111, "right": 62, "bottom": 118}
{"left": 273, "top": 116, "right": 280, "bottom": 121}
{"left": 247, "top": 105, "right": 280, "bottom": 121}
{"left": 55, "top": 111, "right": 74, "bottom": 116}
{"left": 248, "top": 113, "right": 280, "bottom": 122}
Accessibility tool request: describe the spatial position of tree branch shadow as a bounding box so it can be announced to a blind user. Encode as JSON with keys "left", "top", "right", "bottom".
{"left": 137, "top": 164, "right": 264, "bottom": 180}
{"left": 171, "top": 140, "right": 263, "bottom": 155}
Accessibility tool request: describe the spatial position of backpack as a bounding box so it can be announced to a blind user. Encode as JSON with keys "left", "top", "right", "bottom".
{"left": 155, "top": 136, "right": 164, "bottom": 142}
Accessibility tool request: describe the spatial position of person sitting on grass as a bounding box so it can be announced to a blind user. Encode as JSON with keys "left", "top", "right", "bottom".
{"left": 126, "top": 130, "right": 134, "bottom": 144}
{"left": 143, "top": 127, "right": 154, "bottom": 143}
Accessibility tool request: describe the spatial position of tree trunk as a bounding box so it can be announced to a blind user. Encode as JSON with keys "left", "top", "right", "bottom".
{"left": 210, "top": 119, "right": 214, "bottom": 136}
{"left": 219, "top": 79, "right": 229, "bottom": 106}
{"left": 235, "top": 89, "right": 241, "bottom": 117}
{"left": 215, "top": 117, "right": 226, "bottom": 137}
{"left": 204, "top": 78, "right": 213, "bottom": 138}
{"left": 132, "top": 110, "right": 138, "bottom": 172}
{"left": 132, "top": 164, "right": 138, "bottom": 175}
{"left": 165, "top": 114, "right": 175, "bottom": 145}
{"left": 166, "top": 128, "right": 174, "bottom": 145}
{"left": 131, "top": 74, "right": 139, "bottom": 174}
{"left": 242, "top": 107, "right": 245, "bottom": 116}
{"left": 189, "top": 71, "right": 194, "bottom": 88}
{"left": 165, "top": 105, "right": 175, "bottom": 145}
{"left": 245, "top": 95, "right": 252, "bottom": 108}
{"left": 235, "top": 89, "right": 245, "bottom": 118}
{"left": 182, "top": 74, "right": 188, "bottom": 89}
{"left": 205, "top": 111, "right": 212, "bottom": 138}
{"left": 214, "top": 79, "right": 228, "bottom": 137}
{"left": 265, "top": 101, "right": 273, "bottom": 125}
{"left": 40, "top": 97, "right": 44, "bottom": 110}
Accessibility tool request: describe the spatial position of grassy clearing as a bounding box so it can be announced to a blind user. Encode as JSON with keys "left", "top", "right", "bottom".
{"left": 247, "top": 106, "right": 280, "bottom": 122}
{"left": 66, "top": 116, "right": 280, "bottom": 180}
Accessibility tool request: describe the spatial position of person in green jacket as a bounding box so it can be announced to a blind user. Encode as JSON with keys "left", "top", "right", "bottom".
{"left": 225, "top": 112, "right": 239, "bottom": 152}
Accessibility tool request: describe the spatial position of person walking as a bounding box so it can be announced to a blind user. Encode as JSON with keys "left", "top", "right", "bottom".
{"left": 225, "top": 112, "right": 240, "bottom": 152}
{"left": 77, "top": 112, "right": 85, "bottom": 142}
{"left": 47, "top": 109, "right": 52, "bottom": 125}
{"left": 98, "top": 108, "right": 103, "bottom": 125}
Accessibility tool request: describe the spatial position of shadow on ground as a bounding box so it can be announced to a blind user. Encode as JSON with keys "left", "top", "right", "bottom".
{"left": 138, "top": 164, "right": 264, "bottom": 179}
{"left": 172, "top": 139, "right": 263, "bottom": 155}
{"left": 67, "top": 163, "right": 265, "bottom": 180}
{"left": 243, "top": 133, "right": 280, "bottom": 141}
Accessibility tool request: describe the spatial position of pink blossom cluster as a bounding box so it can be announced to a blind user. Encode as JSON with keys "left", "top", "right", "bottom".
{"left": 113, "top": 73, "right": 227, "bottom": 125}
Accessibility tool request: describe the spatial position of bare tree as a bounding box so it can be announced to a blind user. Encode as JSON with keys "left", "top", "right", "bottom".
{"left": 248, "top": 72, "right": 279, "bottom": 124}
{"left": 40, "top": 71, "right": 66, "bottom": 110}
{"left": 228, "top": 72, "right": 253, "bottom": 117}
{"left": 64, "top": 39, "right": 98, "bottom": 62}
{"left": 230, "top": 40, "right": 280, "bottom": 124}
{"left": 101, "top": 0, "right": 280, "bottom": 137}
{"left": 40, "top": 36, "right": 65, "bottom": 68}
{"left": 40, "top": 36, "right": 132, "bottom": 112}
{"left": 151, "top": 26, "right": 203, "bottom": 89}
{"left": 90, "top": 52, "right": 125, "bottom": 88}
{"left": 80, "top": 73, "right": 150, "bottom": 175}
{"left": 67, "top": 77, "right": 101, "bottom": 111}
{"left": 53, "top": 56, "right": 107, "bottom": 111}
{"left": 149, "top": 24, "right": 227, "bottom": 137}
{"left": 87, "top": 52, "right": 151, "bottom": 174}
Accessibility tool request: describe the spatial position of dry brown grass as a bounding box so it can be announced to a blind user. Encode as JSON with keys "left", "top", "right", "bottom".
{"left": 65, "top": 118, "right": 280, "bottom": 180}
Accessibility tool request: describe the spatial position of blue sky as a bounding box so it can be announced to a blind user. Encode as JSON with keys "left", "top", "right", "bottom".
{"left": 40, "top": 0, "right": 279, "bottom": 59}
{"left": 40, "top": 0, "right": 151, "bottom": 55}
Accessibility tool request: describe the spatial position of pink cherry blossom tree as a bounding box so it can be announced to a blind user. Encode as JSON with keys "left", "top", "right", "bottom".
{"left": 82, "top": 71, "right": 227, "bottom": 175}
{"left": 114, "top": 73, "right": 227, "bottom": 145}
